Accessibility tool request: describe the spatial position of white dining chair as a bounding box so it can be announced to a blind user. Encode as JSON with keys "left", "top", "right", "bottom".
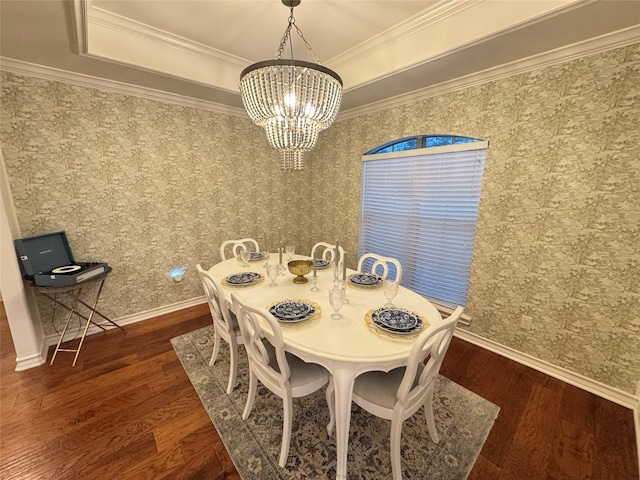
{"left": 328, "top": 306, "right": 464, "bottom": 480}
{"left": 357, "top": 252, "right": 403, "bottom": 283}
{"left": 219, "top": 238, "right": 260, "bottom": 261}
{"left": 231, "top": 292, "right": 334, "bottom": 468}
{"left": 310, "top": 241, "right": 344, "bottom": 265}
{"left": 196, "top": 264, "right": 244, "bottom": 394}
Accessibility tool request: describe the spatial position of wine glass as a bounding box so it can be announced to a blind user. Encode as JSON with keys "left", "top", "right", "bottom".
{"left": 285, "top": 244, "right": 296, "bottom": 262}
{"left": 329, "top": 288, "right": 345, "bottom": 319}
{"left": 239, "top": 248, "right": 252, "bottom": 267}
{"left": 266, "top": 264, "right": 279, "bottom": 287}
{"left": 382, "top": 280, "right": 398, "bottom": 308}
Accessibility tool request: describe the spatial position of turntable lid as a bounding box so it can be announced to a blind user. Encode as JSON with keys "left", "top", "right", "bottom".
{"left": 14, "top": 231, "right": 75, "bottom": 276}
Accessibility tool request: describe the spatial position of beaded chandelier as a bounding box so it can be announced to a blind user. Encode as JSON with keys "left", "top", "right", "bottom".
{"left": 239, "top": 0, "right": 343, "bottom": 170}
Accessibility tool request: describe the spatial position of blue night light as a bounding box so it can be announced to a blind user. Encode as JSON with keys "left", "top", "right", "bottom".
{"left": 169, "top": 267, "right": 185, "bottom": 282}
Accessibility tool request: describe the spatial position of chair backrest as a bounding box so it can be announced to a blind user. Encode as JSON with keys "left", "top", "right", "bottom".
{"left": 196, "top": 264, "right": 236, "bottom": 338}
{"left": 231, "top": 293, "right": 291, "bottom": 395}
{"left": 397, "top": 306, "right": 464, "bottom": 414}
{"left": 219, "top": 238, "right": 260, "bottom": 261}
{"left": 311, "top": 242, "right": 345, "bottom": 265}
{"left": 357, "top": 253, "right": 403, "bottom": 283}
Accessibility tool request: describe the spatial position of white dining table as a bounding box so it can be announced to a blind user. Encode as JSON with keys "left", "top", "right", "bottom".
{"left": 209, "top": 254, "right": 442, "bottom": 480}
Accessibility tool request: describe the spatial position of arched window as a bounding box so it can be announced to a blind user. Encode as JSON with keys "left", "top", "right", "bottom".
{"left": 360, "top": 134, "right": 488, "bottom": 308}
{"left": 365, "top": 134, "right": 482, "bottom": 155}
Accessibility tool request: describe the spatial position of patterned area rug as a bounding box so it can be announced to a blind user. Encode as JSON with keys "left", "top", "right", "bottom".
{"left": 171, "top": 325, "right": 499, "bottom": 480}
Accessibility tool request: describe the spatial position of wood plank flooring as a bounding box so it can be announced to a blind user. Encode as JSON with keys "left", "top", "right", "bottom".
{"left": 1, "top": 303, "right": 637, "bottom": 479}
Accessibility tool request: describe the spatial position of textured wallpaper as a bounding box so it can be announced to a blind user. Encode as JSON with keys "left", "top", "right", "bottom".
{"left": 1, "top": 43, "right": 638, "bottom": 393}
{"left": 305, "top": 44, "right": 640, "bottom": 394}
{"left": 0, "top": 73, "right": 307, "bottom": 335}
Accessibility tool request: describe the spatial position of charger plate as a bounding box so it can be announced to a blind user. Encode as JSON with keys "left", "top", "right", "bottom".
{"left": 364, "top": 307, "right": 428, "bottom": 339}
{"left": 222, "top": 272, "right": 264, "bottom": 288}
{"left": 267, "top": 298, "right": 321, "bottom": 324}
{"left": 348, "top": 273, "right": 383, "bottom": 289}
{"left": 313, "top": 259, "right": 330, "bottom": 269}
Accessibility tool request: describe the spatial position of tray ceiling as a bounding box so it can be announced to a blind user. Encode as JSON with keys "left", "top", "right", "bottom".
{"left": 1, "top": 0, "right": 639, "bottom": 117}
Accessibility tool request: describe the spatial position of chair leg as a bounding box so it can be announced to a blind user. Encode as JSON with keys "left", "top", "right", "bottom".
{"left": 424, "top": 391, "right": 439, "bottom": 443}
{"left": 226, "top": 342, "right": 238, "bottom": 395}
{"left": 325, "top": 380, "right": 335, "bottom": 436}
{"left": 278, "top": 395, "right": 293, "bottom": 468}
{"left": 390, "top": 419, "right": 404, "bottom": 480}
{"left": 242, "top": 370, "right": 257, "bottom": 420}
{"left": 208, "top": 329, "right": 221, "bottom": 366}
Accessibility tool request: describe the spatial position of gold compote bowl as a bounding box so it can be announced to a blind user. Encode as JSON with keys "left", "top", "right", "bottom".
{"left": 288, "top": 260, "right": 313, "bottom": 284}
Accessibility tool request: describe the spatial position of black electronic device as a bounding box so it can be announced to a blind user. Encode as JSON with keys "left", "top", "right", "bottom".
{"left": 14, "top": 231, "right": 110, "bottom": 287}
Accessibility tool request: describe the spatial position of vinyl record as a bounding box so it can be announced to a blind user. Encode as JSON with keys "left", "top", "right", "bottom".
{"left": 52, "top": 265, "right": 82, "bottom": 274}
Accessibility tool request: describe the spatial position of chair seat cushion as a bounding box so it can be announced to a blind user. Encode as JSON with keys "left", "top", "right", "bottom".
{"left": 264, "top": 343, "right": 328, "bottom": 389}
{"left": 354, "top": 364, "right": 424, "bottom": 409}
{"left": 286, "top": 352, "right": 328, "bottom": 389}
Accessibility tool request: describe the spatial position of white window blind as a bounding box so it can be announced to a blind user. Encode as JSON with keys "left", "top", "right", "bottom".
{"left": 360, "top": 141, "right": 488, "bottom": 308}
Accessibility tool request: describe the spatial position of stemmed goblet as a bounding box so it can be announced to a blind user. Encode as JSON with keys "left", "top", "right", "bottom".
{"left": 266, "top": 264, "right": 279, "bottom": 287}
{"left": 382, "top": 280, "right": 398, "bottom": 308}
{"left": 329, "top": 288, "right": 345, "bottom": 319}
{"left": 239, "top": 248, "right": 252, "bottom": 268}
{"left": 285, "top": 244, "right": 296, "bottom": 262}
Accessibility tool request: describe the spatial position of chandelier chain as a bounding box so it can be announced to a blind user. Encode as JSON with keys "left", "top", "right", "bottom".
{"left": 274, "top": 6, "right": 321, "bottom": 64}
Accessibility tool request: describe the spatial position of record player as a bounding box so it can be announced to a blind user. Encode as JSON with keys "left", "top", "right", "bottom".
{"left": 14, "top": 231, "right": 110, "bottom": 287}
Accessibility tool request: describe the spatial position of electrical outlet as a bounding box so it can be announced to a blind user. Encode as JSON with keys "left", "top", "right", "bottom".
{"left": 520, "top": 315, "right": 533, "bottom": 330}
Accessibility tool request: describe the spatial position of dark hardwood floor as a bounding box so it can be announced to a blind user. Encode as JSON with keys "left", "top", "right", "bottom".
{"left": 1, "top": 303, "right": 637, "bottom": 479}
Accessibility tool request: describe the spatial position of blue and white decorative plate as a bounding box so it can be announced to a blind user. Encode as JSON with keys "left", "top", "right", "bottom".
{"left": 371, "top": 308, "right": 423, "bottom": 335}
{"left": 349, "top": 273, "right": 383, "bottom": 287}
{"left": 249, "top": 252, "right": 265, "bottom": 261}
{"left": 225, "top": 272, "right": 262, "bottom": 286}
{"left": 313, "top": 259, "right": 330, "bottom": 269}
{"left": 269, "top": 300, "right": 317, "bottom": 323}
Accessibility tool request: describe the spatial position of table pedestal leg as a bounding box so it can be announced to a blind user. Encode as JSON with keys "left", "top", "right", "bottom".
{"left": 332, "top": 366, "right": 355, "bottom": 480}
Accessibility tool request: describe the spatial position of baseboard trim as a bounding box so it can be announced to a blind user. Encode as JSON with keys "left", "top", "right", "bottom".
{"left": 14, "top": 339, "right": 48, "bottom": 371}
{"left": 44, "top": 296, "right": 207, "bottom": 346}
{"left": 454, "top": 327, "right": 640, "bottom": 472}
{"left": 454, "top": 328, "right": 638, "bottom": 408}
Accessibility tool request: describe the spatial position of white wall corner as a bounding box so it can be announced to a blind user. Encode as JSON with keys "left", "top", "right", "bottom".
{"left": 1, "top": 150, "right": 46, "bottom": 369}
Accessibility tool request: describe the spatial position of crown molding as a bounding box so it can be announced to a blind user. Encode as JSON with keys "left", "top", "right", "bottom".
{"left": 331, "top": 0, "right": 584, "bottom": 92}
{"left": 82, "top": 2, "right": 247, "bottom": 93}
{"left": 0, "top": 57, "right": 248, "bottom": 118}
{"left": 337, "top": 25, "right": 640, "bottom": 121}
{"left": 328, "top": 0, "right": 483, "bottom": 69}
{"left": 88, "top": 4, "right": 248, "bottom": 69}
{"left": 1, "top": 25, "right": 637, "bottom": 122}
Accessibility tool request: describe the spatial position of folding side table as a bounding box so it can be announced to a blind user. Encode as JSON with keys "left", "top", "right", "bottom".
{"left": 34, "top": 269, "right": 126, "bottom": 366}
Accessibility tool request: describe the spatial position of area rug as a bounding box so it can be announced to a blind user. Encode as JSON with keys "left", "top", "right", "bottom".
{"left": 171, "top": 325, "right": 499, "bottom": 480}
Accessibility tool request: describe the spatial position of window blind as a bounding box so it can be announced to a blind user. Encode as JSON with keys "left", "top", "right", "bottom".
{"left": 360, "top": 141, "right": 488, "bottom": 308}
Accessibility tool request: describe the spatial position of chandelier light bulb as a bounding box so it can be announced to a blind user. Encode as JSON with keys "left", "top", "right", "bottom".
{"left": 284, "top": 92, "right": 296, "bottom": 109}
